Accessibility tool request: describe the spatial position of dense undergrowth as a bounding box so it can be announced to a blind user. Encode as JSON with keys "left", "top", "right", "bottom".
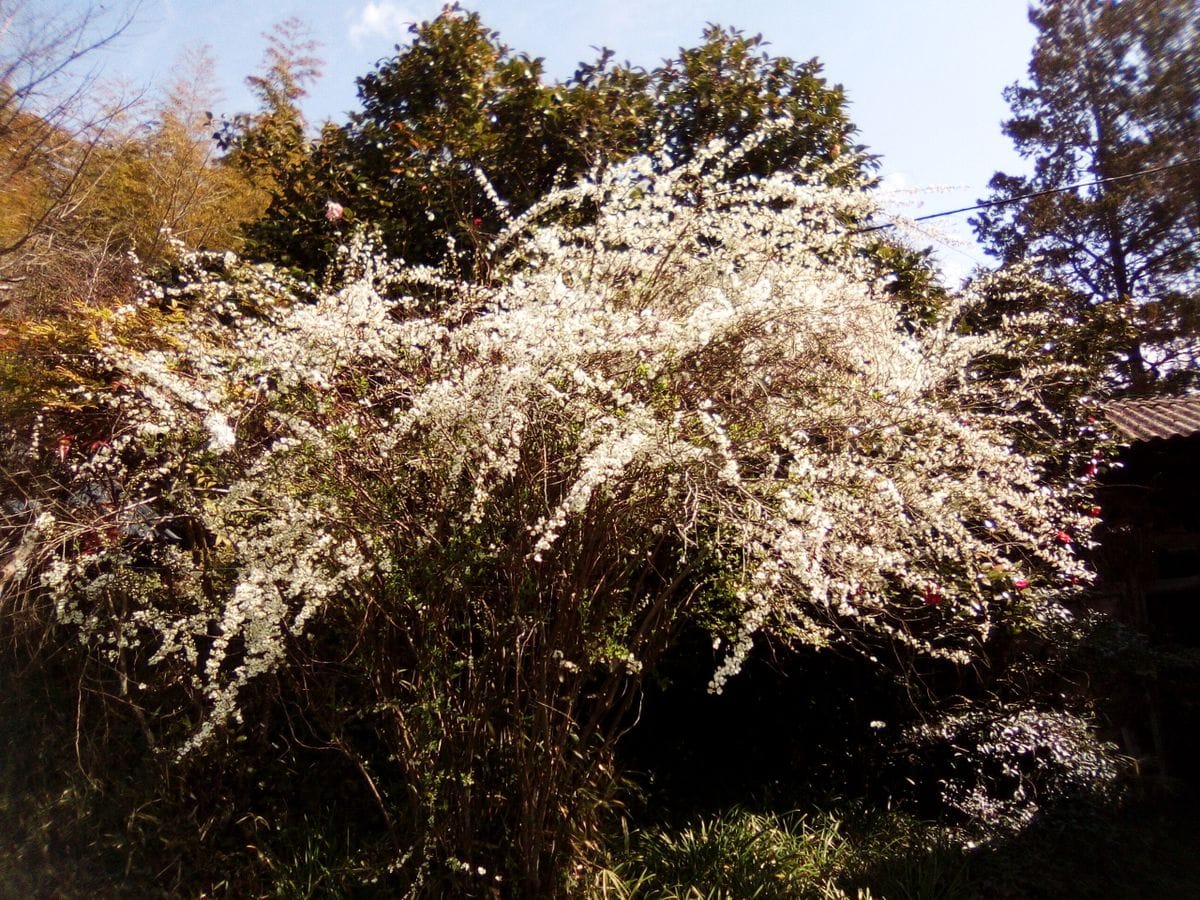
{"left": 1, "top": 678, "right": 1194, "bottom": 900}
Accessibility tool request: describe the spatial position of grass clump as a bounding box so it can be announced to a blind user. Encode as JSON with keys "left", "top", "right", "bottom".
{"left": 586, "top": 807, "right": 974, "bottom": 900}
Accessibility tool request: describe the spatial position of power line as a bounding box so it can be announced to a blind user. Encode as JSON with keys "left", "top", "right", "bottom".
{"left": 856, "top": 156, "right": 1200, "bottom": 235}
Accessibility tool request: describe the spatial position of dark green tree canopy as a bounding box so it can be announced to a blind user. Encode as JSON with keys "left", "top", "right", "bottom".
{"left": 655, "top": 24, "right": 861, "bottom": 182}
{"left": 229, "top": 17, "right": 322, "bottom": 187}
{"left": 240, "top": 4, "right": 870, "bottom": 274}
{"left": 972, "top": 0, "right": 1200, "bottom": 395}
{"left": 219, "top": 18, "right": 325, "bottom": 270}
{"left": 335, "top": 6, "right": 655, "bottom": 268}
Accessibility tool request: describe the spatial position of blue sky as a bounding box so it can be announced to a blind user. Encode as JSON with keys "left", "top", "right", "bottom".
{"left": 107, "top": 0, "right": 1039, "bottom": 280}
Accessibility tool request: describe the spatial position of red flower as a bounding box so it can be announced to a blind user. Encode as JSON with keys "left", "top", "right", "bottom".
{"left": 922, "top": 586, "right": 942, "bottom": 606}
{"left": 1056, "top": 530, "right": 1072, "bottom": 544}
{"left": 1089, "top": 506, "right": 1102, "bottom": 518}
{"left": 1014, "top": 578, "right": 1030, "bottom": 590}
{"left": 472, "top": 217, "right": 483, "bottom": 226}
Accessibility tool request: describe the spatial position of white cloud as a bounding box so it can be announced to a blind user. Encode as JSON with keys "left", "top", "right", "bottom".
{"left": 878, "top": 171, "right": 912, "bottom": 192}
{"left": 349, "top": 2, "right": 418, "bottom": 48}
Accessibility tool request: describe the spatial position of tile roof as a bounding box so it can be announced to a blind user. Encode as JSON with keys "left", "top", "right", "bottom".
{"left": 1106, "top": 397, "right": 1200, "bottom": 442}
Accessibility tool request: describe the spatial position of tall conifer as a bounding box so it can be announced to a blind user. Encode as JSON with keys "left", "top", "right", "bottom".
{"left": 973, "top": 0, "right": 1200, "bottom": 394}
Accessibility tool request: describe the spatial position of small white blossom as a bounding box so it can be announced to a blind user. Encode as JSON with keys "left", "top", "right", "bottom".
{"left": 204, "top": 412, "right": 237, "bottom": 452}
{"left": 2, "top": 125, "right": 1098, "bottom": 767}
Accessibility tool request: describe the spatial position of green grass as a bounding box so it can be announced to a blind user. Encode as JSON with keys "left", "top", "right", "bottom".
{"left": 585, "top": 797, "right": 1200, "bottom": 900}
{"left": 586, "top": 807, "right": 956, "bottom": 899}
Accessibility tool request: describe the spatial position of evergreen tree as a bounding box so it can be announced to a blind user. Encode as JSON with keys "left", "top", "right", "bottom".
{"left": 972, "top": 0, "right": 1200, "bottom": 395}
{"left": 331, "top": 4, "right": 655, "bottom": 270}
{"left": 223, "top": 18, "right": 325, "bottom": 270}
{"left": 246, "top": 5, "right": 868, "bottom": 274}
{"left": 655, "top": 24, "right": 863, "bottom": 184}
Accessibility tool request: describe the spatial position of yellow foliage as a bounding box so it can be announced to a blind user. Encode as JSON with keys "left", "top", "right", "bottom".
{"left": 79, "top": 49, "right": 270, "bottom": 267}
{"left": 1, "top": 43, "right": 269, "bottom": 322}
{"left": 0, "top": 299, "right": 182, "bottom": 418}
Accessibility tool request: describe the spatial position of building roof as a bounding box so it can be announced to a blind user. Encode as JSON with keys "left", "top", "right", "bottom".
{"left": 1106, "top": 397, "right": 1200, "bottom": 442}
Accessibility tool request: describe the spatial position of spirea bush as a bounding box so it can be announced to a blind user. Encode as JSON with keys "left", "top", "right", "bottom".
{"left": 0, "top": 130, "right": 1103, "bottom": 894}
{"left": 906, "top": 704, "right": 1123, "bottom": 832}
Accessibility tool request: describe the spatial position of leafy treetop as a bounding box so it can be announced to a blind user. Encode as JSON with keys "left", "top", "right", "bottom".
{"left": 972, "top": 0, "right": 1200, "bottom": 396}
{"left": 238, "top": 4, "right": 870, "bottom": 275}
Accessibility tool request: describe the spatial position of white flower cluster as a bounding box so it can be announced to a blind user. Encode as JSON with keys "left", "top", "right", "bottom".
{"left": 3, "top": 127, "right": 1096, "bottom": 753}
{"left": 914, "top": 706, "right": 1122, "bottom": 831}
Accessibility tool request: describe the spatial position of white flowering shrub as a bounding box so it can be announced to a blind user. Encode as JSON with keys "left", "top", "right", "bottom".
{"left": 905, "top": 705, "right": 1122, "bottom": 833}
{"left": 0, "top": 131, "right": 1104, "bottom": 892}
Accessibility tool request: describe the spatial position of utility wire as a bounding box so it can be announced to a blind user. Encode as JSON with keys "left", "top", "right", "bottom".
{"left": 856, "top": 156, "right": 1200, "bottom": 235}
